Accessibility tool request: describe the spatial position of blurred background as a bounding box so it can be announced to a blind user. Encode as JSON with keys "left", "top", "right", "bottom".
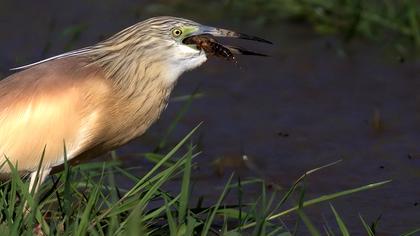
{"left": 0, "top": 0, "right": 419, "bottom": 234}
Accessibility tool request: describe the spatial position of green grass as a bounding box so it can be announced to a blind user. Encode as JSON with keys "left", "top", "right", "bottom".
{"left": 0, "top": 124, "right": 410, "bottom": 235}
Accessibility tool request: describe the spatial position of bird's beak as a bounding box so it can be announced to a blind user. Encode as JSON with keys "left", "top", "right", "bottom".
{"left": 183, "top": 25, "right": 272, "bottom": 58}
{"left": 196, "top": 25, "right": 272, "bottom": 44}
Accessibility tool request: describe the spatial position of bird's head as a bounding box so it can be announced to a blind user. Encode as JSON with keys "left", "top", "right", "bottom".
{"left": 137, "top": 17, "right": 210, "bottom": 78}
{"left": 99, "top": 16, "right": 271, "bottom": 84}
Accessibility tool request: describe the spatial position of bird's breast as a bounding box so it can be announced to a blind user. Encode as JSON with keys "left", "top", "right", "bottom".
{"left": 100, "top": 79, "right": 174, "bottom": 148}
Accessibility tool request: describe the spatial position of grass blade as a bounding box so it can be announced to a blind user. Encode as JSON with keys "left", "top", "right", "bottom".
{"left": 297, "top": 209, "right": 321, "bottom": 236}
{"left": 179, "top": 143, "right": 193, "bottom": 224}
{"left": 242, "top": 179, "right": 391, "bottom": 229}
{"left": 359, "top": 214, "right": 375, "bottom": 236}
{"left": 330, "top": 204, "right": 349, "bottom": 236}
{"left": 201, "top": 174, "right": 234, "bottom": 236}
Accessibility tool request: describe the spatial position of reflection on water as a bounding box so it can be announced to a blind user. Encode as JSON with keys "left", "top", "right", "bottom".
{"left": 0, "top": 0, "right": 419, "bottom": 234}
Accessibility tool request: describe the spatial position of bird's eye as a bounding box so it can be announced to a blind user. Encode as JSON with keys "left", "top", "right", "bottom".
{"left": 172, "top": 28, "right": 183, "bottom": 37}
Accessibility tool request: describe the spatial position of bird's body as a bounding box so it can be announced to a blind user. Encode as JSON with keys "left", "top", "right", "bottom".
{"left": 0, "top": 56, "right": 173, "bottom": 173}
{"left": 0, "top": 16, "right": 269, "bottom": 192}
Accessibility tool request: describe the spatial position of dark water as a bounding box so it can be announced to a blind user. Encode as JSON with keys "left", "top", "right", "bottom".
{"left": 1, "top": 1, "right": 419, "bottom": 234}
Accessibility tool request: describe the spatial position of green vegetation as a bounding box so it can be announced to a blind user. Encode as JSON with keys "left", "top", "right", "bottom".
{"left": 144, "top": 0, "right": 420, "bottom": 53}
{"left": 0, "top": 124, "right": 410, "bottom": 235}
{"left": 226, "top": 0, "right": 419, "bottom": 45}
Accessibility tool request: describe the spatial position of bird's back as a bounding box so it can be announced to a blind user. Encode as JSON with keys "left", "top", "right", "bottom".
{"left": 0, "top": 57, "right": 111, "bottom": 173}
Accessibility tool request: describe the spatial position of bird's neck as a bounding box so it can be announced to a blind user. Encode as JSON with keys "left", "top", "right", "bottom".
{"left": 88, "top": 54, "right": 178, "bottom": 146}
{"left": 88, "top": 53, "right": 177, "bottom": 99}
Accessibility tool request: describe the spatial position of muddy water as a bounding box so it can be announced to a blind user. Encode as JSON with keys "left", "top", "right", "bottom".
{"left": 1, "top": 0, "right": 420, "bottom": 234}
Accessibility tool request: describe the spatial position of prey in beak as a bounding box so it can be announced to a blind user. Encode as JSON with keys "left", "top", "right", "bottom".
{"left": 182, "top": 26, "right": 272, "bottom": 61}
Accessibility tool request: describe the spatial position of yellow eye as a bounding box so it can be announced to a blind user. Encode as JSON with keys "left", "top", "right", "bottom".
{"left": 172, "top": 28, "right": 183, "bottom": 37}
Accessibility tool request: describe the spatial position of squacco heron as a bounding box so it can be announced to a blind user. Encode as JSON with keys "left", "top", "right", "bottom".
{"left": 0, "top": 16, "right": 270, "bottom": 193}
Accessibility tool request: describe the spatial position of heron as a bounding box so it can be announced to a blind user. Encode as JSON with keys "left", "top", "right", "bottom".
{"left": 0, "top": 16, "right": 270, "bottom": 194}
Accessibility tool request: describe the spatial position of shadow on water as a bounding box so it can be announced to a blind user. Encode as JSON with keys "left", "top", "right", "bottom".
{"left": 0, "top": 0, "right": 419, "bottom": 234}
